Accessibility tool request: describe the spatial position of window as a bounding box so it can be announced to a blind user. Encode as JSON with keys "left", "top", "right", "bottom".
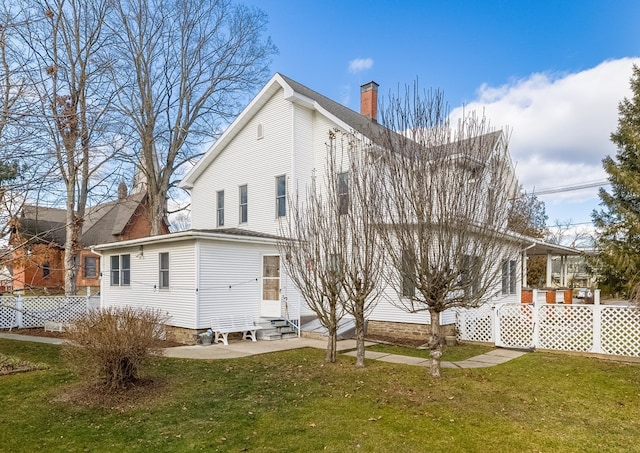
{"left": 401, "top": 250, "right": 415, "bottom": 297}
{"left": 159, "top": 252, "right": 169, "bottom": 289}
{"left": 262, "top": 255, "right": 280, "bottom": 300}
{"left": 111, "top": 255, "right": 119, "bottom": 285}
{"left": 276, "top": 175, "right": 286, "bottom": 217}
{"left": 501, "top": 259, "right": 517, "bottom": 295}
{"left": 111, "top": 254, "right": 131, "bottom": 286}
{"left": 337, "top": 172, "right": 349, "bottom": 215}
{"left": 239, "top": 185, "right": 248, "bottom": 223}
{"left": 461, "top": 254, "right": 480, "bottom": 297}
{"left": 42, "top": 262, "right": 50, "bottom": 279}
{"left": 84, "top": 256, "right": 98, "bottom": 278}
{"left": 216, "top": 190, "right": 224, "bottom": 226}
{"left": 121, "top": 254, "right": 130, "bottom": 285}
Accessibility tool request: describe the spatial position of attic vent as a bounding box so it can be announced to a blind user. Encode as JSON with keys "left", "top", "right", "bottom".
{"left": 257, "top": 123, "right": 263, "bottom": 140}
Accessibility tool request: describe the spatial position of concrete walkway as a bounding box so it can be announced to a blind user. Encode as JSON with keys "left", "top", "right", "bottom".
{"left": 0, "top": 332, "right": 527, "bottom": 368}
{"left": 343, "top": 348, "right": 527, "bottom": 369}
{"left": 0, "top": 332, "right": 66, "bottom": 345}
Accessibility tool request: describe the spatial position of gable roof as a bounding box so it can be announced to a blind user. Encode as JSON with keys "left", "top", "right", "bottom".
{"left": 15, "top": 191, "right": 148, "bottom": 248}
{"left": 180, "top": 73, "right": 510, "bottom": 189}
{"left": 180, "top": 73, "right": 390, "bottom": 188}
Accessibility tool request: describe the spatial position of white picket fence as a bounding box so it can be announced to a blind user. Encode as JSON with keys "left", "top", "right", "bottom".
{"left": 457, "top": 292, "right": 640, "bottom": 358}
{"left": 0, "top": 295, "right": 100, "bottom": 329}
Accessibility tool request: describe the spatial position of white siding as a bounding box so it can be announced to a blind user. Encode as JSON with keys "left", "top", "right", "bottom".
{"left": 196, "top": 239, "right": 304, "bottom": 328}
{"left": 197, "top": 240, "right": 265, "bottom": 325}
{"left": 100, "top": 241, "right": 197, "bottom": 328}
{"left": 190, "top": 88, "right": 346, "bottom": 238}
{"left": 191, "top": 89, "right": 293, "bottom": 236}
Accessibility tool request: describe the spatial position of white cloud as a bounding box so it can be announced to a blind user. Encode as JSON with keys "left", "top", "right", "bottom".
{"left": 348, "top": 57, "right": 374, "bottom": 74}
{"left": 450, "top": 58, "right": 640, "bottom": 221}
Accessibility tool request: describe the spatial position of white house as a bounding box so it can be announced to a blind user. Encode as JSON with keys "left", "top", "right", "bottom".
{"left": 95, "top": 73, "right": 578, "bottom": 343}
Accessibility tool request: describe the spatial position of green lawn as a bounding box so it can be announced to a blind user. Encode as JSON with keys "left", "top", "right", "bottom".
{"left": 1, "top": 338, "right": 640, "bottom": 452}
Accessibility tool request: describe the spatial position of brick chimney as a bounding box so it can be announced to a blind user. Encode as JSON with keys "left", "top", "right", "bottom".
{"left": 360, "top": 81, "right": 379, "bottom": 122}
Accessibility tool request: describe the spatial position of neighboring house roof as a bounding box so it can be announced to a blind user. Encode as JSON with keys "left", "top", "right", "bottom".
{"left": 14, "top": 191, "right": 148, "bottom": 248}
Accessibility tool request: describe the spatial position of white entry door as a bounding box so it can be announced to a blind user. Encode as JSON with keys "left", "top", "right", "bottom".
{"left": 261, "top": 255, "right": 281, "bottom": 317}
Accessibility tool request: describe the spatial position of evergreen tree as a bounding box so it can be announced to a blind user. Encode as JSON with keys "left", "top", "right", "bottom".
{"left": 592, "top": 64, "right": 640, "bottom": 296}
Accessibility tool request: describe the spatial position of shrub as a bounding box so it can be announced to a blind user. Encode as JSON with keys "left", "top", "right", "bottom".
{"left": 63, "top": 306, "right": 169, "bottom": 390}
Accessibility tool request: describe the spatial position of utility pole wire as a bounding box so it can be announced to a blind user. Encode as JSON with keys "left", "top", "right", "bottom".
{"left": 532, "top": 180, "right": 610, "bottom": 196}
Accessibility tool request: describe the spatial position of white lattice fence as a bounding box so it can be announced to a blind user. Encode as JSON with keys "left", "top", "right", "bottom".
{"left": 600, "top": 307, "right": 640, "bottom": 357}
{"left": 0, "top": 296, "right": 90, "bottom": 329}
{"left": 21, "top": 296, "right": 88, "bottom": 327}
{"left": 0, "top": 297, "right": 18, "bottom": 329}
{"left": 496, "top": 304, "right": 534, "bottom": 349}
{"left": 457, "top": 306, "right": 493, "bottom": 342}
{"left": 538, "top": 305, "right": 594, "bottom": 352}
{"left": 459, "top": 302, "right": 640, "bottom": 358}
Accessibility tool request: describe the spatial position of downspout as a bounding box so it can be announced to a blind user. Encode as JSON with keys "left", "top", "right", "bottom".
{"left": 195, "top": 239, "right": 201, "bottom": 329}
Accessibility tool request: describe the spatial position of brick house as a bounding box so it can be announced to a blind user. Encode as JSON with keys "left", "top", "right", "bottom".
{"left": 7, "top": 182, "right": 168, "bottom": 295}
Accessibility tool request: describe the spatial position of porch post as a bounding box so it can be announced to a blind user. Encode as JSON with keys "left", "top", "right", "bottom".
{"left": 522, "top": 252, "right": 528, "bottom": 288}
{"left": 546, "top": 253, "right": 552, "bottom": 287}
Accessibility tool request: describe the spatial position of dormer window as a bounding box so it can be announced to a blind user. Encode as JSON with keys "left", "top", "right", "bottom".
{"left": 257, "top": 123, "right": 264, "bottom": 140}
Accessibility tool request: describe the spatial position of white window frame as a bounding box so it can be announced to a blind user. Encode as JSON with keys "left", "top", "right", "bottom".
{"left": 276, "top": 175, "right": 286, "bottom": 218}
{"left": 239, "top": 184, "right": 248, "bottom": 224}
{"left": 159, "top": 252, "right": 169, "bottom": 289}
{"left": 217, "top": 190, "right": 224, "bottom": 227}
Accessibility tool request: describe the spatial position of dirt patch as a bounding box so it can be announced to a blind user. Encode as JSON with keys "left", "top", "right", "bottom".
{"left": 365, "top": 334, "right": 427, "bottom": 348}
{"left": 54, "top": 377, "right": 168, "bottom": 411}
{"left": 7, "top": 327, "right": 66, "bottom": 339}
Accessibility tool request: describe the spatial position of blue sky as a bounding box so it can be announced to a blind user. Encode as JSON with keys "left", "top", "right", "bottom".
{"left": 243, "top": 0, "right": 640, "bottom": 239}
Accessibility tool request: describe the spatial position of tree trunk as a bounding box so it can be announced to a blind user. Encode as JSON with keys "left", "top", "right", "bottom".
{"left": 64, "top": 188, "right": 78, "bottom": 296}
{"left": 428, "top": 308, "right": 443, "bottom": 378}
{"left": 325, "top": 326, "right": 337, "bottom": 363}
{"left": 148, "top": 188, "right": 166, "bottom": 236}
{"left": 354, "top": 313, "right": 366, "bottom": 368}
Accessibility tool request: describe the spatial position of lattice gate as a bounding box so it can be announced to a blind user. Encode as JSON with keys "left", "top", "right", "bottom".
{"left": 494, "top": 303, "right": 534, "bottom": 349}
{"left": 458, "top": 302, "right": 640, "bottom": 358}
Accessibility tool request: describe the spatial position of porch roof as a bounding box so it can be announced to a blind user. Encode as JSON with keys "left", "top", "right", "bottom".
{"left": 524, "top": 239, "right": 582, "bottom": 257}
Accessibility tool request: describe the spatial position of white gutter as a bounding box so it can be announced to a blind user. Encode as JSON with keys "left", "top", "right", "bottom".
{"left": 92, "top": 230, "right": 286, "bottom": 251}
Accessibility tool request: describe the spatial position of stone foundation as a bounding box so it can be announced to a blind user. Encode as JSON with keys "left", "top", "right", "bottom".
{"left": 366, "top": 320, "right": 455, "bottom": 342}
{"left": 165, "top": 325, "right": 207, "bottom": 345}
{"left": 164, "top": 325, "right": 252, "bottom": 345}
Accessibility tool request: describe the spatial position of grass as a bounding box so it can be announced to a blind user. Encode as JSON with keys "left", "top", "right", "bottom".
{"left": 2, "top": 339, "right": 640, "bottom": 452}
{"left": 367, "top": 342, "right": 495, "bottom": 362}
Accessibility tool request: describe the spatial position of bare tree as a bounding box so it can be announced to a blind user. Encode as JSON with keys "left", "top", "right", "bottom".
{"left": 169, "top": 210, "right": 191, "bottom": 232}
{"left": 110, "top": 0, "right": 276, "bottom": 235}
{"left": 278, "top": 129, "right": 384, "bottom": 365}
{"left": 327, "top": 130, "right": 384, "bottom": 367}
{"left": 546, "top": 219, "right": 593, "bottom": 248}
{"left": 278, "top": 170, "right": 346, "bottom": 363}
{"left": 371, "top": 87, "right": 516, "bottom": 377}
{"left": 15, "top": 0, "right": 120, "bottom": 294}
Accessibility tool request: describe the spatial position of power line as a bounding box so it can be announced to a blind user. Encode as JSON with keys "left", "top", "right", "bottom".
{"left": 533, "top": 180, "right": 610, "bottom": 196}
